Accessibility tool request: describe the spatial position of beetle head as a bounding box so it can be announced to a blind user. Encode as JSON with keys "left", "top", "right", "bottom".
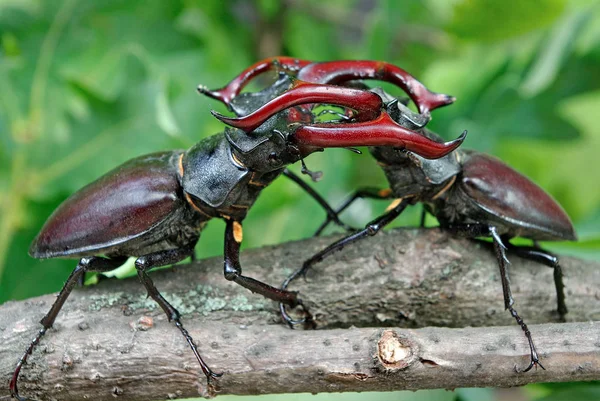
{"left": 369, "top": 90, "right": 464, "bottom": 185}
{"left": 225, "top": 125, "right": 306, "bottom": 172}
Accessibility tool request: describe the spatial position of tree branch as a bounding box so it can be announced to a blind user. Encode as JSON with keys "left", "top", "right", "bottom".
{"left": 1, "top": 228, "right": 599, "bottom": 400}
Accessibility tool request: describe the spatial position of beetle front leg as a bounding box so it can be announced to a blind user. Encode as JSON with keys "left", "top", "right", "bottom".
{"left": 280, "top": 198, "right": 410, "bottom": 326}
{"left": 10, "top": 256, "right": 128, "bottom": 401}
{"left": 223, "top": 219, "right": 314, "bottom": 327}
{"left": 134, "top": 245, "right": 223, "bottom": 385}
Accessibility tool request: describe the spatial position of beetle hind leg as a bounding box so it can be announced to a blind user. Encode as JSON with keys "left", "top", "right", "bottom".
{"left": 489, "top": 227, "right": 544, "bottom": 372}
{"left": 134, "top": 245, "right": 223, "bottom": 387}
{"left": 10, "top": 256, "right": 128, "bottom": 401}
{"left": 505, "top": 241, "right": 567, "bottom": 321}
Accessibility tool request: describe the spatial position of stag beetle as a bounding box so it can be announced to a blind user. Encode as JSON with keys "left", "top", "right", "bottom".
{"left": 288, "top": 94, "right": 577, "bottom": 372}
{"left": 11, "top": 75, "right": 464, "bottom": 400}
{"left": 202, "top": 58, "right": 576, "bottom": 372}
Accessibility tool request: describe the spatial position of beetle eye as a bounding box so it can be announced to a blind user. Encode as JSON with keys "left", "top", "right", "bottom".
{"left": 268, "top": 152, "right": 280, "bottom": 165}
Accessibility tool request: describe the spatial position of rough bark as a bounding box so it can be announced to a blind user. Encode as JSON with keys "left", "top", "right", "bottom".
{"left": 1, "top": 228, "right": 599, "bottom": 400}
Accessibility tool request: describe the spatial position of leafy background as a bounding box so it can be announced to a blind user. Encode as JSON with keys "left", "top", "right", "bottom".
{"left": 1, "top": 0, "right": 599, "bottom": 400}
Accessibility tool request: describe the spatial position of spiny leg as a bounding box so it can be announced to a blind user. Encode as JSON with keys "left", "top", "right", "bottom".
{"left": 505, "top": 240, "right": 567, "bottom": 320}
{"left": 489, "top": 227, "right": 544, "bottom": 372}
{"left": 444, "top": 223, "right": 544, "bottom": 371}
{"left": 283, "top": 169, "right": 355, "bottom": 233}
{"left": 314, "top": 187, "right": 393, "bottom": 236}
{"left": 281, "top": 198, "right": 410, "bottom": 326}
{"left": 222, "top": 219, "right": 314, "bottom": 328}
{"left": 10, "top": 256, "right": 128, "bottom": 401}
{"left": 134, "top": 245, "right": 222, "bottom": 385}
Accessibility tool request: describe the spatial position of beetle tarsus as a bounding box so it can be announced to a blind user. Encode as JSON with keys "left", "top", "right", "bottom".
{"left": 300, "top": 159, "right": 323, "bottom": 182}
{"left": 279, "top": 299, "right": 316, "bottom": 330}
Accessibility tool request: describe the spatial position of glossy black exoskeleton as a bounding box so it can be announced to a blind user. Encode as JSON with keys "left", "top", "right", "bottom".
{"left": 11, "top": 76, "right": 465, "bottom": 400}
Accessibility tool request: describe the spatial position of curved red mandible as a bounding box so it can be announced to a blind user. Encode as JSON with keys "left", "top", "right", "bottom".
{"left": 198, "top": 57, "right": 311, "bottom": 108}
{"left": 298, "top": 60, "right": 455, "bottom": 115}
{"left": 200, "top": 57, "right": 455, "bottom": 115}
{"left": 211, "top": 80, "right": 383, "bottom": 132}
{"left": 292, "top": 112, "right": 466, "bottom": 160}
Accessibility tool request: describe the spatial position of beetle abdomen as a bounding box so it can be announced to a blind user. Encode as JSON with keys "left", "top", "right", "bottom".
{"left": 460, "top": 151, "right": 576, "bottom": 241}
{"left": 30, "top": 151, "right": 183, "bottom": 259}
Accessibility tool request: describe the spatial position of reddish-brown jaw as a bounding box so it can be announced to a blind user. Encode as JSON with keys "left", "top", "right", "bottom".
{"left": 200, "top": 57, "right": 455, "bottom": 115}
{"left": 198, "top": 57, "right": 311, "bottom": 107}
{"left": 296, "top": 60, "right": 455, "bottom": 115}
{"left": 292, "top": 113, "right": 466, "bottom": 160}
{"left": 211, "top": 80, "right": 383, "bottom": 132}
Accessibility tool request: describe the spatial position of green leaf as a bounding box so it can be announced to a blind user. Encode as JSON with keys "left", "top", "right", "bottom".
{"left": 60, "top": 44, "right": 129, "bottom": 102}
{"left": 520, "top": 8, "right": 593, "bottom": 97}
{"left": 155, "top": 79, "right": 182, "bottom": 138}
{"left": 448, "top": 0, "right": 566, "bottom": 42}
{"left": 534, "top": 384, "right": 600, "bottom": 401}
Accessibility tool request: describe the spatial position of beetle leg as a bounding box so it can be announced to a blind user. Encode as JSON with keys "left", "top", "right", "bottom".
{"left": 504, "top": 241, "right": 567, "bottom": 321}
{"left": 443, "top": 224, "right": 544, "bottom": 372}
{"left": 133, "top": 245, "right": 223, "bottom": 385}
{"left": 280, "top": 198, "right": 410, "bottom": 326}
{"left": 314, "top": 187, "right": 393, "bottom": 236}
{"left": 283, "top": 169, "right": 355, "bottom": 233}
{"left": 223, "top": 219, "right": 315, "bottom": 328}
{"left": 489, "top": 227, "right": 544, "bottom": 372}
{"left": 10, "top": 256, "right": 128, "bottom": 401}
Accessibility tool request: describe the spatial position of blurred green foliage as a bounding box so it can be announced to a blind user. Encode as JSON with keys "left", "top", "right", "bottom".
{"left": 1, "top": 1, "right": 599, "bottom": 400}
